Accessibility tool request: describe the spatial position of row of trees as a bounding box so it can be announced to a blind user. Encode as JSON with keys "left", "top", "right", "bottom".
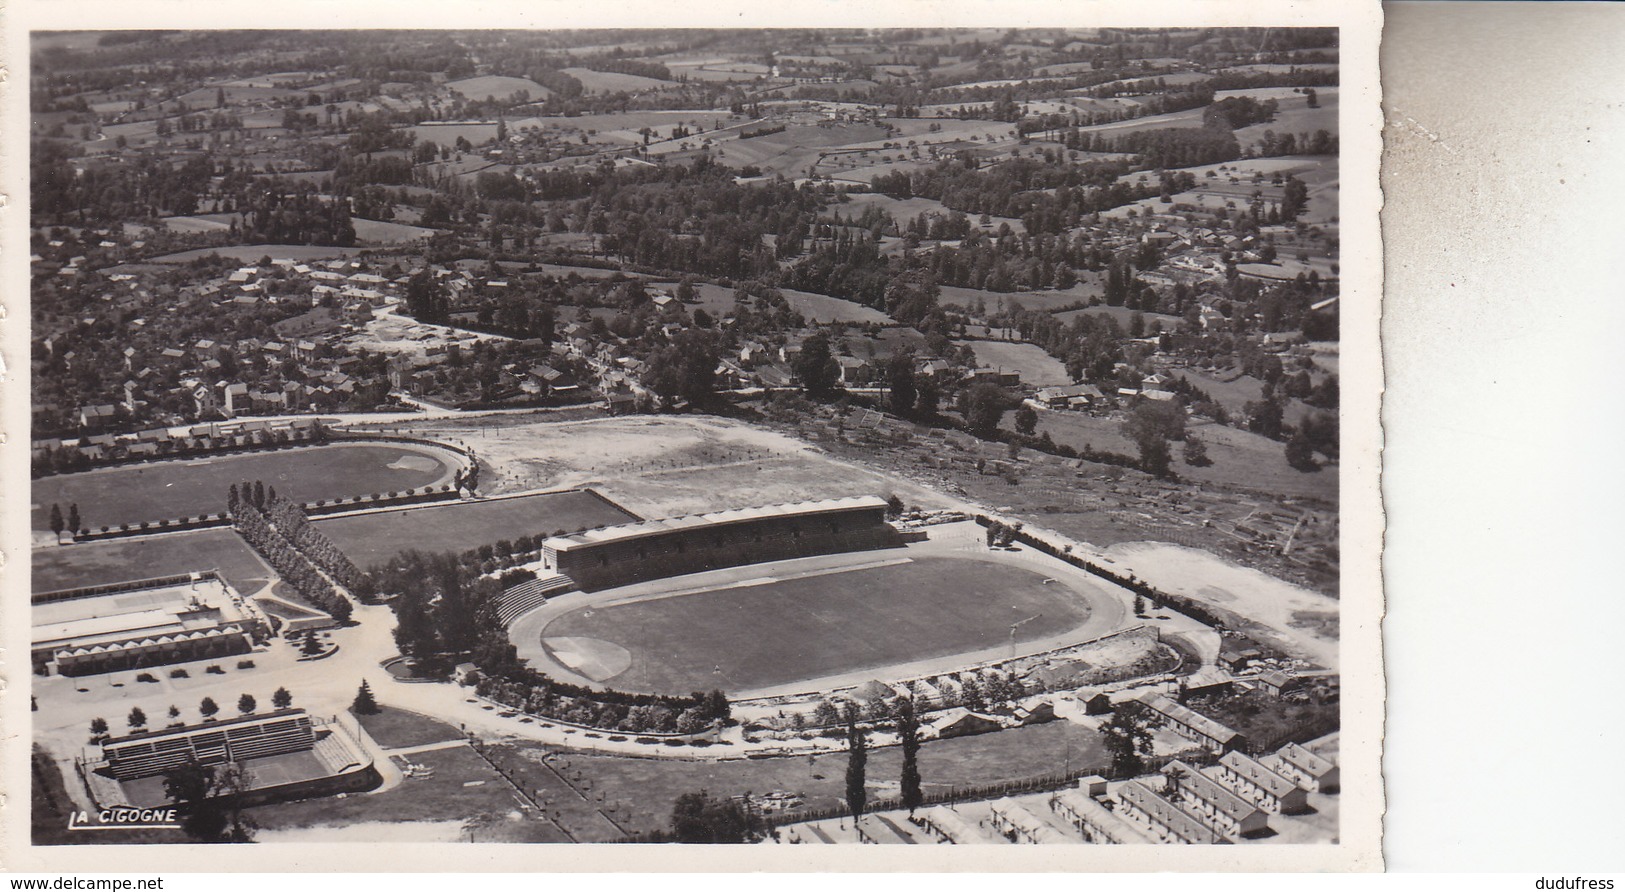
{"left": 89, "top": 688, "right": 294, "bottom": 739}
{"left": 229, "top": 484, "right": 354, "bottom": 622}
{"left": 257, "top": 488, "right": 370, "bottom": 594}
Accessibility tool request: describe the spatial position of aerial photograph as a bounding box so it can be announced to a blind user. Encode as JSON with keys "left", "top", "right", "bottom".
{"left": 25, "top": 26, "right": 1346, "bottom": 849}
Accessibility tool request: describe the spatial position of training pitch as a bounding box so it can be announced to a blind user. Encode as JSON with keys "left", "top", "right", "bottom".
{"left": 315, "top": 489, "right": 638, "bottom": 567}
{"left": 33, "top": 442, "right": 460, "bottom": 531}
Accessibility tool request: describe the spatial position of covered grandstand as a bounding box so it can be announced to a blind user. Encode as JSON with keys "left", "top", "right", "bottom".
{"left": 540, "top": 496, "right": 896, "bottom": 591}
{"left": 31, "top": 572, "right": 270, "bottom": 676}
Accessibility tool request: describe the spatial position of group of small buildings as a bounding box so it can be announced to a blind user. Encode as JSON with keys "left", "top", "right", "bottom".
{"left": 1053, "top": 736, "right": 1337, "bottom": 845}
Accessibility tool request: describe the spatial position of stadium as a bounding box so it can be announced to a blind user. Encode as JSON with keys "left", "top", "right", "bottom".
{"left": 503, "top": 497, "right": 1137, "bottom": 698}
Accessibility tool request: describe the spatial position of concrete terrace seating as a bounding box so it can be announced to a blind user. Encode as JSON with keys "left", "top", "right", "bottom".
{"left": 101, "top": 711, "right": 316, "bottom": 781}
{"left": 496, "top": 574, "right": 577, "bottom": 626}
{"left": 312, "top": 731, "right": 363, "bottom": 773}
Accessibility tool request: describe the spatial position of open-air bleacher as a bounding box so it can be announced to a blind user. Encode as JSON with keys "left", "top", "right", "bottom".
{"left": 101, "top": 711, "right": 316, "bottom": 781}
{"left": 312, "top": 731, "right": 363, "bottom": 774}
{"left": 496, "top": 574, "right": 577, "bottom": 625}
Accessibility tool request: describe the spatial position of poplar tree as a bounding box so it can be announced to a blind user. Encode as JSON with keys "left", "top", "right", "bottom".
{"left": 845, "top": 720, "right": 868, "bottom": 821}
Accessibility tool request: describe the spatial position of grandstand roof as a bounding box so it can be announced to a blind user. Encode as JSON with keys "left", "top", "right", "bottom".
{"left": 543, "top": 496, "right": 889, "bottom": 552}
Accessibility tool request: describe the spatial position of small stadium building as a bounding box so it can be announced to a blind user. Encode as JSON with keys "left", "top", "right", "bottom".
{"left": 32, "top": 573, "right": 270, "bottom": 677}
{"left": 540, "top": 496, "right": 896, "bottom": 591}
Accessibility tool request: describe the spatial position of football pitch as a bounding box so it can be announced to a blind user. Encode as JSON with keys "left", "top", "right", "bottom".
{"left": 537, "top": 555, "right": 1100, "bottom": 695}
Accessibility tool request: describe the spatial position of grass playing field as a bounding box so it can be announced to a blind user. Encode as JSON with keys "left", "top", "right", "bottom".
{"left": 32, "top": 442, "right": 459, "bottom": 531}
{"left": 316, "top": 489, "right": 638, "bottom": 567}
{"left": 509, "top": 720, "right": 1109, "bottom": 838}
{"left": 33, "top": 528, "right": 272, "bottom": 594}
{"left": 539, "top": 555, "right": 1094, "bottom": 694}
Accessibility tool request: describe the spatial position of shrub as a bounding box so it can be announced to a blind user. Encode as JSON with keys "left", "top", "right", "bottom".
{"left": 636, "top": 737, "right": 659, "bottom": 745}
{"left": 663, "top": 739, "right": 685, "bottom": 747}
{"left": 689, "top": 739, "right": 714, "bottom": 747}
{"left": 101, "top": 526, "right": 109, "bottom": 533}
{"left": 170, "top": 668, "right": 189, "bottom": 678}
{"left": 236, "top": 660, "right": 256, "bottom": 670}
{"left": 608, "top": 735, "right": 628, "bottom": 742}
{"left": 135, "top": 673, "right": 158, "bottom": 683}
{"left": 206, "top": 665, "right": 224, "bottom": 675}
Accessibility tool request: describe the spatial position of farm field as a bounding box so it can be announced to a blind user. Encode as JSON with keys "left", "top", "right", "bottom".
{"left": 560, "top": 68, "right": 673, "bottom": 94}
{"left": 780, "top": 288, "right": 896, "bottom": 325}
{"left": 32, "top": 443, "right": 459, "bottom": 532}
{"left": 316, "top": 489, "right": 637, "bottom": 567}
{"left": 1052, "top": 305, "right": 1183, "bottom": 330}
{"left": 33, "top": 527, "right": 271, "bottom": 593}
{"left": 446, "top": 75, "right": 552, "bottom": 101}
{"left": 953, "top": 340, "right": 1071, "bottom": 386}
{"left": 511, "top": 719, "right": 1109, "bottom": 838}
{"left": 352, "top": 218, "right": 436, "bottom": 244}
{"left": 147, "top": 244, "right": 365, "bottom": 264}
{"left": 409, "top": 122, "right": 500, "bottom": 147}
{"left": 938, "top": 280, "right": 1104, "bottom": 314}
{"left": 715, "top": 123, "right": 892, "bottom": 177}
{"left": 539, "top": 555, "right": 1096, "bottom": 694}
{"left": 158, "top": 214, "right": 233, "bottom": 233}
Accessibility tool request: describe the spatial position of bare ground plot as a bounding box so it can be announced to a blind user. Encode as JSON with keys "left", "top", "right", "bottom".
{"left": 397, "top": 415, "right": 960, "bottom": 520}
{"left": 540, "top": 556, "right": 1095, "bottom": 694}
{"left": 516, "top": 720, "right": 1109, "bottom": 838}
{"left": 952, "top": 340, "right": 1071, "bottom": 386}
{"left": 33, "top": 528, "right": 272, "bottom": 594}
{"left": 317, "top": 489, "right": 637, "bottom": 567}
{"left": 31, "top": 442, "right": 458, "bottom": 531}
{"left": 754, "top": 406, "right": 1337, "bottom": 595}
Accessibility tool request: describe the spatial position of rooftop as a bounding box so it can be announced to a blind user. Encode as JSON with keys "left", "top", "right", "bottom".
{"left": 543, "top": 496, "right": 888, "bottom": 552}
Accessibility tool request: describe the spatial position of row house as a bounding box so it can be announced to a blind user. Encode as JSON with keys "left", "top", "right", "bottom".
{"left": 1263, "top": 743, "right": 1339, "bottom": 794}
{"left": 1140, "top": 695, "right": 1248, "bottom": 754}
{"left": 1114, "top": 780, "right": 1225, "bottom": 845}
{"left": 1048, "top": 788, "right": 1150, "bottom": 845}
{"left": 1162, "top": 761, "right": 1269, "bottom": 839}
{"left": 1215, "top": 751, "right": 1310, "bottom": 815}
